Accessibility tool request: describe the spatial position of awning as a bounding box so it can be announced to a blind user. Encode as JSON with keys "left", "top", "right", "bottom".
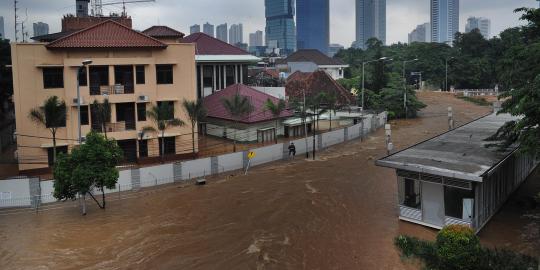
{"left": 40, "top": 142, "right": 69, "bottom": 148}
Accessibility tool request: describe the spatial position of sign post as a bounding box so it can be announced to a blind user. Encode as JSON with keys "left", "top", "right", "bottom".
{"left": 245, "top": 151, "right": 256, "bottom": 175}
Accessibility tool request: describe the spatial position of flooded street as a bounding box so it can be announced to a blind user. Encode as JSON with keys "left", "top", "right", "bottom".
{"left": 0, "top": 92, "right": 537, "bottom": 270}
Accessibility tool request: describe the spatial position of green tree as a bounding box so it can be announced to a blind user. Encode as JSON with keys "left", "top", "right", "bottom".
{"left": 264, "top": 98, "right": 287, "bottom": 143}
{"left": 144, "top": 102, "right": 185, "bottom": 161}
{"left": 28, "top": 96, "right": 67, "bottom": 164}
{"left": 366, "top": 38, "right": 388, "bottom": 93}
{"left": 380, "top": 73, "right": 426, "bottom": 119}
{"left": 53, "top": 131, "right": 122, "bottom": 215}
{"left": 91, "top": 99, "right": 111, "bottom": 139}
{"left": 182, "top": 99, "right": 207, "bottom": 155}
{"left": 221, "top": 93, "right": 253, "bottom": 152}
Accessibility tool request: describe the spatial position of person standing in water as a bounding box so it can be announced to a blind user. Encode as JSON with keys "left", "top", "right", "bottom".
{"left": 288, "top": 142, "right": 296, "bottom": 159}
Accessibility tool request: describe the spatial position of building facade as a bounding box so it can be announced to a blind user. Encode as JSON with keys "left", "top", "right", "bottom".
{"left": 465, "top": 17, "right": 491, "bottom": 39}
{"left": 296, "top": 0, "right": 330, "bottom": 55}
{"left": 408, "top": 23, "right": 431, "bottom": 43}
{"left": 190, "top": 24, "right": 201, "bottom": 34}
{"left": 355, "top": 0, "right": 386, "bottom": 49}
{"left": 11, "top": 20, "right": 197, "bottom": 172}
{"left": 216, "top": 23, "right": 228, "bottom": 43}
{"left": 229, "top": 23, "right": 243, "bottom": 45}
{"left": 277, "top": 49, "right": 349, "bottom": 80}
{"left": 203, "top": 22, "right": 214, "bottom": 37}
{"left": 249, "top": 30, "right": 264, "bottom": 47}
{"left": 431, "top": 0, "right": 459, "bottom": 44}
{"left": 264, "top": 0, "right": 296, "bottom": 55}
{"left": 33, "top": 22, "right": 50, "bottom": 37}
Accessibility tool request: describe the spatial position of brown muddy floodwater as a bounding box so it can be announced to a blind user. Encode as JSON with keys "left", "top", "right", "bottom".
{"left": 0, "top": 92, "right": 537, "bottom": 270}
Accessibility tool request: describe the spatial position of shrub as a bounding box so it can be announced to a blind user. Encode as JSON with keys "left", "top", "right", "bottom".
{"left": 435, "top": 225, "right": 481, "bottom": 270}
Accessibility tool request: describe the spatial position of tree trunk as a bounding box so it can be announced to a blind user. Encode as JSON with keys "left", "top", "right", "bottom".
{"left": 52, "top": 130, "right": 57, "bottom": 165}
{"left": 81, "top": 193, "right": 87, "bottom": 215}
{"left": 233, "top": 121, "right": 237, "bottom": 152}
{"left": 161, "top": 130, "right": 165, "bottom": 163}
{"left": 101, "top": 187, "right": 106, "bottom": 209}
{"left": 329, "top": 111, "right": 332, "bottom": 131}
{"left": 191, "top": 122, "right": 196, "bottom": 155}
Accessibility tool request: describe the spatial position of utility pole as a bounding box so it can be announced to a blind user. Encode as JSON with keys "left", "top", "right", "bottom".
{"left": 312, "top": 106, "right": 316, "bottom": 160}
{"left": 402, "top": 58, "right": 418, "bottom": 119}
{"left": 14, "top": 0, "right": 19, "bottom": 42}
{"left": 303, "top": 89, "right": 309, "bottom": 159}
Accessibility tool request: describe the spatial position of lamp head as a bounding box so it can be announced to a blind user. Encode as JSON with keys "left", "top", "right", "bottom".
{"left": 82, "top": 59, "right": 92, "bottom": 66}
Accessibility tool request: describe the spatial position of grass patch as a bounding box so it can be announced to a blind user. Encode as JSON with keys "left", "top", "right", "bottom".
{"left": 457, "top": 95, "right": 492, "bottom": 106}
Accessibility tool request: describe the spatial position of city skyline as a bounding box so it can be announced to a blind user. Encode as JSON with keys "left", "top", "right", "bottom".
{"left": 0, "top": 0, "right": 537, "bottom": 46}
{"left": 431, "top": 0, "right": 460, "bottom": 44}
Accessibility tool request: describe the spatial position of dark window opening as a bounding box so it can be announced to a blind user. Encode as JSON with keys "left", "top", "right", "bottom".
{"left": 80, "top": 105, "right": 89, "bottom": 125}
{"left": 117, "top": 139, "right": 137, "bottom": 163}
{"left": 138, "top": 140, "right": 148, "bottom": 158}
{"left": 444, "top": 186, "right": 475, "bottom": 220}
{"left": 226, "top": 65, "right": 235, "bottom": 87}
{"left": 159, "top": 137, "right": 176, "bottom": 156}
{"left": 47, "top": 146, "right": 68, "bottom": 166}
{"left": 43, "top": 67, "right": 64, "bottom": 89}
{"left": 136, "top": 65, "right": 145, "bottom": 84}
{"left": 157, "top": 101, "right": 174, "bottom": 120}
{"left": 90, "top": 104, "right": 110, "bottom": 132}
{"left": 89, "top": 66, "right": 109, "bottom": 95}
{"left": 78, "top": 67, "right": 88, "bottom": 86}
{"left": 114, "top": 65, "right": 134, "bottom": 94}
{"left": 399, "top": 178, "right": 421, "bottom": 209}
{"left": 241, "top": 65, "right": 248, "bottom": 84}
{"left": 115, "top": 103, "right": 136, "bottom": 130}
{"left": 156, "top": 64, "right": 173, "bottom": 84}
{"left": 137, "top": 103, "right": 146, "bottom": 122}
{"left": 196, "top": 65, "right": 202, "bottom": 98}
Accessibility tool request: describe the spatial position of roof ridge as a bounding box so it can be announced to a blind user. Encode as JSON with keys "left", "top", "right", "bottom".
{"left": 183, "top": 32, "right": 250, "bottom": 55}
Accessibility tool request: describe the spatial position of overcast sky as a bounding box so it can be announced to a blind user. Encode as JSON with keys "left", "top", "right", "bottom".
{"left": 1, "top": 0, "right": 538, "bottom": 46}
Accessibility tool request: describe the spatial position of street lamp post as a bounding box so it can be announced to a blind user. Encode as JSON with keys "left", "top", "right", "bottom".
{"left": 445, "top": 57, "right": 455, "bottom": 92}
{"left": 77, "top": 59, "right": 92, "bottom": 144}
{"left": 361, "top": 57, "right": 390, "bottom": 111}
{"left": 402, "top": 58, "right": 418, "bottom": 119}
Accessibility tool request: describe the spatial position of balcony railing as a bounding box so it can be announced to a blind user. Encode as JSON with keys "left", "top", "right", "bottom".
{"left": 104, "top": 121, "right": 136, "bottom": 132}
{"left": 90, "top": 84, "right": 135, "bottom": 96}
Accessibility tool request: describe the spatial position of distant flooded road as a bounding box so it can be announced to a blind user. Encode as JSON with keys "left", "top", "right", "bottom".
{"left": 1, "top": 92, "right": 536, "bottom": 270}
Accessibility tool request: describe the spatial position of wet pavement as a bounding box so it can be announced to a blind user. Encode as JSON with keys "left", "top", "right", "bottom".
{"left": 0, "top": 92, "right": 537, "bottom": 270}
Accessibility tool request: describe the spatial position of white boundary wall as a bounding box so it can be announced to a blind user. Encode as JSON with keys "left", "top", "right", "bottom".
{"left": 0, "top": 112, "right": 387, "bottom": 208}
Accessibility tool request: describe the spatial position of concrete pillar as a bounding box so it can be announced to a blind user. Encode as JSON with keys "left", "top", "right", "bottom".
{"left": 211, "top": 156, "right": 219, "bottom": 174}
{"left": 224, "top": 65, "right": 227, "bottom": 87}
{"left": 173, "top": 162, "right": 183, "bottom": 182}
{"left": 131, "top": 168, "right": 141, "bottom": 190}
{"left": 28, "top": 177, "right": 41, "bottom": 209}
{"left": 213, "top": 65, "right": 217, "bottom": 92}
{"left": 239, "top": 64, "right": 243, "bottom": 83}
{"left": 317, "top": 134, "right": 323, "bottom": 150}
{"left": 344, "top": 127, "right": 349, "bottom": 141}
{"left": 282, "top": 143, "right": 289, "bottom": 160}
{"left": 242, "top": 150, "right": 249, "bottom": 169}
{"left": 199, "top": 65, "right": 204, "bottom": 97}
{"left": 235, "top": 65, "right": 239, "bottom": 84}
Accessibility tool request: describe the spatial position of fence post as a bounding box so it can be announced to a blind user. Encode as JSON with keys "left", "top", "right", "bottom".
{"left": 448, "top": 107, "right": 454, "bottom": 130}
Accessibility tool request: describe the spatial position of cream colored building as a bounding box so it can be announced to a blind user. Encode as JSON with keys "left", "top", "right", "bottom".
{"left": 12, "top": 20, "right": 197, "bottom": 173}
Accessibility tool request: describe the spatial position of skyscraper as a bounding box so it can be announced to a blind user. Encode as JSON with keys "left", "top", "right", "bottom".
{"left": 408, "top": 23, "right": 431, "bottom": 43}
{"left": 355, "top": 0, "right": 386, "bottom": 49}
{"left": 229, "top": 23, "right": 243, "bottom": 45}
{"left": 216, "top": 23, "right": 228, "bottom": 43}
{"left": 249, "top": 30, "right": 263, "bottom": 47}
{"left": 264, "top": 0, "right": 296, "bottom": 55}
{"left": 203, "top": 22, "right": 214, "bottom": 37}
{"left": 296, "top": 0, "right": 329, "bottom": 54}
{"left": 0, "top": 16, "right": 4, "bottom": 39}
{"left": 190, "top": 24, "right": 201, "bottom": 34}
{"left": 33, "top": 22, "right": 49, "bottom": 37}
{"left": 431, "top": 0, "right": 459, "bottom": 44}
{"left": 465, "top": 17, "right": 491, "bottom": 39}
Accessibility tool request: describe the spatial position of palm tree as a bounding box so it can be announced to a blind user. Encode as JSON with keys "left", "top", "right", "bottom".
{"left": 91, "top": 99, "right": 111, "bottom": 139}
{"left": 325, "top": 93, "right": 338, "bottom": 131}
{"left": 182, "top": 99, "right": 207, "bottom": 155}
{"left": 144, "top": 102, "right": 185, "bottom": 161}
{"left": 221, "top": 93, "right": 253, "bottom": 152}
{"left": 264, "top": 98, "right": 287, "bottom": 144}
{"left": 28, "top": 96, "right": 67, "bottom": 165}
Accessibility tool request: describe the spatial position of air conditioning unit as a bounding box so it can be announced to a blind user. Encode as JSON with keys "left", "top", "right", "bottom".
{"left": 138, "top": 95, "right": 149, "bottom": 102}
{"left": 72, "top": 97, "right": 85, "bottom": 105}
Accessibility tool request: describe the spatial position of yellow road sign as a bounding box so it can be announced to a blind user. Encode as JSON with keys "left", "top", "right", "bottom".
{"left": 248, "top": 151, "right": 256, "bottom": 159}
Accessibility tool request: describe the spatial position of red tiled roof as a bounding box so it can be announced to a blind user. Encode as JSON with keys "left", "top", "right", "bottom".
{"left": 142, "top": 25, "right": 185, "bottom": 38}
{"left": 276, "top": 49, "right": 346, "bottom": 66}
{"left": 286, "top": 70, "right": 355, "bottom": 105}
{"left": 181, "top": 32, "right": 250, "bottom": 55}
{"left": 203, "top": 84, "right": 293, "bottom": 124}
{"left": 47, "top": 20, "right": 167, "bottom": 49}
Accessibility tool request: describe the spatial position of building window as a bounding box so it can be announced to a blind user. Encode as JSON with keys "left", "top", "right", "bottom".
{"left": 80, "top": 105, "right": 89, "bottom": 125}
{"left": 157, "top": 101, "right": 174, "bottom": 120}
{"left": 444, "top": 186, "right": 475, "bottom": 220}
{"left": 138, "top": 140, "right": 148, "bottom": 158}
{"left": 159, "top": 137, "right": 176, "bottom": 156}
{"left": 137, "top": 103, "right": 146, "bottom": 122}
{"left": 78, "top": 67, "right": 88, "bottom": 86}
{"left": 114, "top": 65, "right": 134, "bottom": 94}
{"left": 89, "top": 66, "right": 109, "bottom": 95}
{"left": 136, "top": 65, "right": 145, "bottom": 84}
{"left": 43, "top": 67, "right": 64, "bottom": 89}
{"left": 399, "top": 178, "right": 421, "bottom": 209}
{"left": 156, "top": 64, "right": 173, "bottom": 84}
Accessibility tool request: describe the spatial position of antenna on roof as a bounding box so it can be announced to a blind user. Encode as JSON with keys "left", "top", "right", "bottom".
{"left": 93, "top": 0, "right": 155, "bottom": 16}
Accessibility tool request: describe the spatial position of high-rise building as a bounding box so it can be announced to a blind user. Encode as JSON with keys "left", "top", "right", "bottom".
{"left": 264, "top": 0, "right": 296, "bottom": 55}
{"left": 431, "top": 0, "right": 459, "bottom": 44}
{"left": 296, "top": 0, "right": 330, "bottom": 54}
{"left": 328, "top": 44, "right": 344, "bottom": 57}
{"left": 408, "top": 23, "right": 431, "bottom": 43}
{"left": 465, "top": 17, "right": 491, "bottom": 39}
{"left": 0, "top": 16, "right": 4, "bottom": 39}
{"left": 203, "top": 22, "right": 214, "bottom": 37}
{"left": 33, "top": 22, "right": 50, "bottom": 37}
{"left": 355, "top": 0, "right": 386, "bottom": 49}
{"left": 190, "top": 24, "right": 201, "bottom": 34}
{"left": 216, "top": 23, "right": 228, "bottom": 43}
{"left": 229, "top": 23, "right": 243, "bottom": 45}
{"left": 249, "top": 30, "right": 263, "bottom": 47}
{"left": 76, "top": 0, "right": 90, "bottom": 17}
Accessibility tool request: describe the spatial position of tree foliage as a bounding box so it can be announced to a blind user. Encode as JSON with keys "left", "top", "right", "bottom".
{"left": 264, "top": 98, "right": 287, "bottom": 143}
{"left": 28, "top": 96, "right": 67, "bottom": 164}
{"left": 182, "top": 99, "right": 207, "bottom": 154}
{"left": 144, "top": 102, "right": 185, "bottom": 159}
{"left": 221, "top": 93, "right": 253, "bottom": 152}
{"left": 53, "top": 131, "right": 122, "bottom": 215}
